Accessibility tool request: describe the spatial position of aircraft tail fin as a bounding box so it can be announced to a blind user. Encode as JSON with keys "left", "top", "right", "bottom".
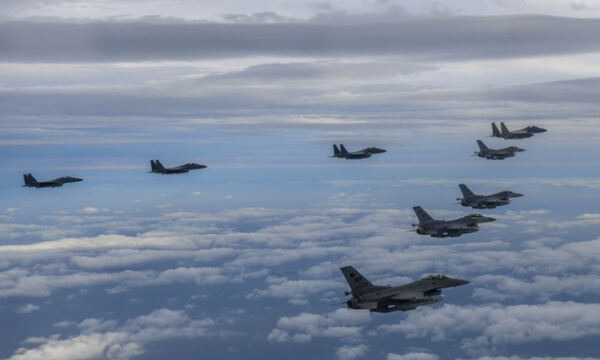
{"left": 340, "top": 266, "right": 373, "bottom": 294}
{"left": 500, "top": 122, "right": 510, "bottom": 136}
{"left": 333, "top": 144, "right": 341, "bottom": 157}
{"left": 476, "top": 140, "right": 488, "bottom": 153}
{"left": 23, "top": 173, "right": 38, "bottom": 187}
{"left": 154, "top": 160, "right": 166, "bottom": 172}
{"left": 459, "top": 184, "right": 475, "bottom": 198}
{"left": 492, "top": 123, "right": 501, "bottom": 137}
{"left": 339, "top": 144, "right": 349, "bottom": 156}
{"left": 413, "top": 206, "right": 434, "bottom": 224}
{"left": 413, "top": 206, "right": 433, "bottom": 224}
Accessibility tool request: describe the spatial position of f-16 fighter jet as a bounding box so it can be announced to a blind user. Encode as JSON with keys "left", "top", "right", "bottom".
{"left": 475, "top": 140, "right": 525, "bottom": 160}
{"left": 340, "top": 266, "right": 469, "bottom": 313}
{"left": 492, "top": 122, "right": 546, "bottom": 139}
{"left": 411, "top": 206, "right": 495, "bottom": 237}
{"left": 331, "top": 144, "right": 386, "bottom": 159}
{"left": 23, "top": 173, "right": 82, "bottom": 188}
{"left": 457, "top": 184, "right": 523, "bottom": 209}
{"left": 150, "top": 160, "right": 207, "bottom": 174}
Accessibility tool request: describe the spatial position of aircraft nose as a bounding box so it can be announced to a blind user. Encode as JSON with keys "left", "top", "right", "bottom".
{"left": 484, "top": 216, "right": 496, "bottom": 222}
{"left": 511, "top": 192, "right": 524, "bottom": 198}
{"left": 72, "top": 177, "right": 83, "bottom": 182}
{"left": 516, "top": 147, "right": 526, "bottom": 152}
{"left": 455, "top": 279, "right": 470, "bottom": 286}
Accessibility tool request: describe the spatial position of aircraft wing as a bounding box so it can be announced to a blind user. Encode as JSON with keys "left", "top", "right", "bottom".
{"left": 390, "top": 279, "right": 439, "bottom": 294}
{"left": 444, "top": 223, "right": 475, "bottom": 231}
{"left": 475, "top": 197, "right": 507, "bottom": 206}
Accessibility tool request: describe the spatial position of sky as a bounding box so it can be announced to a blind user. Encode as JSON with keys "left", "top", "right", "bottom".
{"left": 1, "top": 1, "right": 600, "bottom": 360}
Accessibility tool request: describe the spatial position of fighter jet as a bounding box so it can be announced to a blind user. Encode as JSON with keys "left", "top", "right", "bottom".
{"left": 475, "top": 140, "right": 525, "bottom": 160}
{"left": 23, "top": 173, "right": 82, "bottom": 188}
{"left": 411, "top": 206, "right": 495, "bottom": 237}
{"left": 340, "top": 266, "right": 469, "bottom": 313}
{"left": 331, "top": 144, "right": 386, "bottom": 159}
{"left": 150, "top": 160, "right": 207, "bottom": 174}
{"left": 457, "top": 184, "right": 523, "bottom": 209}
{"left": 492, "top": 122, "right": 547, "bottom": 139}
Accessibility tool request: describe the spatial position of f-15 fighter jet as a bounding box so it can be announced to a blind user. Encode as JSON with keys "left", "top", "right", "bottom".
{"left": 492, "top": 122, "right": 546, "bottom": 139}
{"left": 457, "top": 184, "right": 523, "bottom": 209}
{"left": 150, "top": 160, "right": 207, "bottom": 174}
{"left": 341, "top": 266, "right": 469, "bottom": 313}
{"left": 23, "top": 173, "right": 82, "bottom": 188}
{"left": 475, "top": 140, "right": 525, "bottom": 160}
{"left": 411, "top": 206, "right": 495, "bottom": 237}
{"left": 331, "top": 144, "right": 386, "bottom": 159}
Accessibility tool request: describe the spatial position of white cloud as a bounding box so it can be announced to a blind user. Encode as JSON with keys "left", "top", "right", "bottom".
{"left": 268, "top": 309, "right": 370, "bottom": 343}
{"left": 78, "top": 207, "right": 99, "bottom": 215}
{"left": 387, "top": 352, "right": 440, "bottom": 360}
{"left": 5, "top": 308, "right": 215, "bottom": 360}
{"left": 336, "top": 344, "right": 368, "bottom": 360}
{"left": 379, "top": 302, "right": 600, "bottom": 352}
{"left": 17, "top": 303, "right": 40, "bottom": 314}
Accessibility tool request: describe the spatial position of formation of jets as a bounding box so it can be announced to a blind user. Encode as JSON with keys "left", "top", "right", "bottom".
{"left": 20, "top": 121, "right": 546, "bottom": 314}
{"left": 22, "top": 160, "right": 207, "bottom": 187}
{"left": 337, "top": 122, "right": 544, "bottom": 312}
{"left": 475, "top": 122, "right": 546, "bottom": 160}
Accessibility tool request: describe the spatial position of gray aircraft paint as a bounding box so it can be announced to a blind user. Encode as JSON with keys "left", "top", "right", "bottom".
{"left": 412, "top": 206, "right": 495, "bottom": 237}
{"left": 458, "top": 184, "right": 523, "bottom": 209}
{"left": 340, "top": 266, "right": 469, "bottom": 313}
{"left": 23, "top": 173, "right": 83, "bottom": 188}
{"left": 150, "top": 160, "right": 207, "bottom": 174}
{"left": 491, "top": 122, "right": 547, "bottom": 139}
{"left": 475, "top": 140, "right": 525, "bottom": 160}
{"left": 331, "top": 144, "right": 386, "bottom": 159}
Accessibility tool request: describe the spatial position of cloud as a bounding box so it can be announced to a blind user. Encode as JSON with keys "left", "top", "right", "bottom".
{"left": 5, "top": 308, "right": 215, "bottom": 360}
{"left": 17, "top": 303, "right": 40, "bottom": 314}
{"left": 378, "top": 302, "right": 600, "bottom": 353}
{"left": 78, "top": 207, "right": 99, "bottom": 215}
{"left": 387, "top": 352, "right": 440, "bottom": 360}
{"left": 336, "top": 344, "right": 368, "bottom": 360}
{"left": 3, "top": 16, "right": 600, "bottom": 62}
{"left": 268, "top": 308, "right": 370, "bottom": 343}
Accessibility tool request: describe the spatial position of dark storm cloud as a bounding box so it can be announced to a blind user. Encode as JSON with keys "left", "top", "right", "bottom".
{"left": 4, "top": 15, "right": 600, "bottom": 62}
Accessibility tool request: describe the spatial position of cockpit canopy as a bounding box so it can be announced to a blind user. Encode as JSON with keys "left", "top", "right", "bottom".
{"left": 469, "top": 213, "right": 483, "bottom": 218}
{"left": 422, "top": 273, "right": 448, "bottom": 280}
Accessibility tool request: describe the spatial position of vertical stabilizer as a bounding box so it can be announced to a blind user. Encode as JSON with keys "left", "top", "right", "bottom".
{"left": 476, "top": 140, "right": 488, "bottom": 153}
{"left": 339, "top": 144, "right": 349, "bottom": 156}
{"left": 459, "top": 184, "right": 475, "bottom": 198}
{"left": 500, "top": 122, "right": 510, "bottom": 137}
{"left": 23, "top": 174, "right": 38, "bottom": 187}
{"left": 413, "top": 206, "right": 434, "bottom": 224}
{"left": 333, "top": 145, "right": 341, "bottom": 157}
{"left": 492, "top": 123, "right": 501, "bottom": 137}
{"left": 340, "top": 266, "right": 373, "bottom": 295}
{"left": 154, "top": 160, "right": 167, "bottom": 172}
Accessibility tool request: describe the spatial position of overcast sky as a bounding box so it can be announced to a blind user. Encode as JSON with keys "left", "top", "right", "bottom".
{"left": 1, "top": 1, "right": 600, "bottom": 360}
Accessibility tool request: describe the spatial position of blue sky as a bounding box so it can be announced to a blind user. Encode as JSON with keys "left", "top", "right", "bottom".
{"left": 2, "top": 1, "right": 600, "bottom": 360}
